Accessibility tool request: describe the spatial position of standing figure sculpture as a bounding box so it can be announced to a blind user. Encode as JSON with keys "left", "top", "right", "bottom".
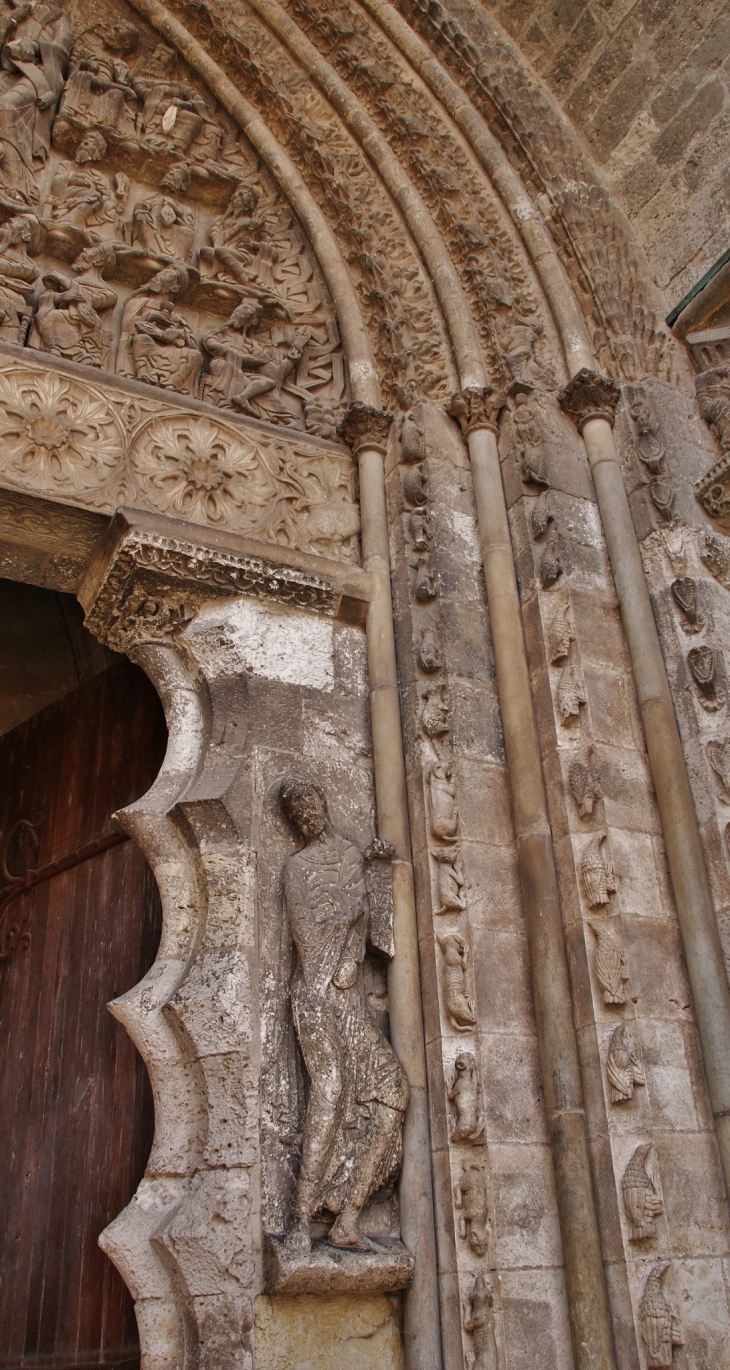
{"left": 279, "top": 771, "right": 408, "bottom": 1255}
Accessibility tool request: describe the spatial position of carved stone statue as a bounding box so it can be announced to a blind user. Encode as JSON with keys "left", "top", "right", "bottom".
{"left": 438, "top": 933, "right": 476, "bottom": 1029}
{"left": 463, "top": 1272, "right": 498, "bottom": 1370}
{"left": 588, "top": 918, "right": 628, "bottom": 1005}
{"left": 201, "top": 181, "right": 271, "bottom": 288}
{"left": 453, "top": 1159, "right": 490, "bottom": 1256}
{"left": 0, "top": 210, "right": 38, "bottom": 341}
{"left": 279, "top": 771, "right": 408, "bottom": 1255}
{"left": 622, "top": 1142, "right": 663, "bottom": 1240}
{"left": 30, "top": 258, "right": 116, "bottom": 367}
{"left": 118, "top": 263, "right": 201, "bottom": 395}
{"left": 606, "top": 1023, "right": 645, "bottom": 1103}
{"left": 203, "top": 302, "right": 310, "bottom": 427}
{"left": 448, "top": 1052, "right": 484, "bottom": 1143}
{"left": 132, "top": 43, "right": 223, "bottom": 164}
{"left": 640, "top": 1263, "right": 683, "bottom": 1367}
{"left": 0, "top": 0, "right": 73, "bottom": 208}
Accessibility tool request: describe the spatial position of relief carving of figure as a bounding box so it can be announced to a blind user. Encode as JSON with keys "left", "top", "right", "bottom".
{"left": 203, "top": 302, "right": 310, "bottom": 427}
{"left": 463, "top": 1272, "right": 498, "bottom": 1370}
{"left": 30, "top": 255, "right": 116, "bottom": 367}
{"left": 0, "top": 0, "right": 73, "bottom": 208}
{"left": 279, "top": 772, "right": 408, "bottom": 1256}
{"left": 640, "top": 1263, "right": 683, "bottom": 1368}
{"left": 448, "top": 1051, "right": 484, "bottom": 1143}
{"left": 453, "top": 1160, "right": 490, "bottom": 1256}
{"left": 0, "top": 210, "right": 38, "bottom": 341}
{"left": 45, "top": 161, "right": 129, "bottom": 242}
{"left": 130, "top": 194, "right": 194, "bottom": 263}
{"left": 200, "top": 181, "right": 272, "bottom": 289}
{"left": 132, "top": 44, "right": 223, "bottom": 165}
{"left": 60, "top": 22, "right": 138, "bottom": 136}
{"left": 118, "top": 263, "right": 201, "bottom": 395}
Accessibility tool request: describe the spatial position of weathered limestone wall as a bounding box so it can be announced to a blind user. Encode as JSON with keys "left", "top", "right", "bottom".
{"left": 483, "top": 0, "right": 730, "bottom": 306}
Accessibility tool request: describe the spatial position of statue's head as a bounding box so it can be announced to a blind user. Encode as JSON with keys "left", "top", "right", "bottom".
{"left": 231, "top": 182, "right": 259, "bottom": 215}
{"left": 280, "top": 771, "right": 329, "bottom": 840}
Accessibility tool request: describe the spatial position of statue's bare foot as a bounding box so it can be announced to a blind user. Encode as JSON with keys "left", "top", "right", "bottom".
{"left": 284, "top": 1219, "right": 312, "bottom": 1258}
{"left": 329, "top": 1212, "right": 376, "bottom": 1251}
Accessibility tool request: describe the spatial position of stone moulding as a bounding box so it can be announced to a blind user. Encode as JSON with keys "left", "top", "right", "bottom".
{"left": 0, "top": 344, "right": 361, "bottom": 565}
{"left": 263, "top": 1233, "right": 414, "bottom": 1294}
{"left": 79, "top": 507, "right": 371, "bottom": 654}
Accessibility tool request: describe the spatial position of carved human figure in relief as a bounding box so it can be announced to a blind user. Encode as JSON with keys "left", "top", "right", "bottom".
{"left": 0, "top": 0, "right": 72, "bottom": 208}
{"left": 46, "top": 162, "right": 129, "bottom": 242}
{"left": 201, "top": 181, "right": 271, "bottom": 289}
{"left": 118, "top": 263, "right": 201, "bottom": 395}
{"left": 203, "top": 301, "right": 310, "bottom": 426}
{"left": 279, "top": 771, "right": 408, "bottom": 1256}
{"left": 0, "top": 211, "right": 38, "bottom": 341}
{"left": 60, "top": 22, "right": 138, "bottom": 135}
{"left": 131, "top": 195, "right": 194, "bottom": 263}
{"left": 30, "top": 258, "right": 116, "bottom": 367}
{"left": 132, "top": 44, "right": 223, "bottom": 164}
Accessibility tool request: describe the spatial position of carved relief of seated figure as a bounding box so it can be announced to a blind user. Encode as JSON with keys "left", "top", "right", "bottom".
{"left": 279, "top": 772, "right": 408, "bottom": 1256}
{"left": 203, "top": 302, "right": 309, "bottom": 427}
{"left": 60, "top": 23, "right": 139, "bottom": 137}
{"left": 0, "top": 0, "right": 73, "bottom": 207}
{"left": 200, "top": 182, "right": 271, "bottom": 288}
{"left": 46, "top": 162, "right": 129, "bottom": 241}
{"left": 132, "top": 44, "right": 223, "bottom": 165}
{"left": 131, "top": 194, "right": 194, "bottom": 263}
{"left": 0, "top": 211, "right": 39, "bottom": 343}
{"left": 118, "top": 263, "right": 201, "bottom": 395}
{"left": 30, "top": 249, "right": 117, "bottom": 367}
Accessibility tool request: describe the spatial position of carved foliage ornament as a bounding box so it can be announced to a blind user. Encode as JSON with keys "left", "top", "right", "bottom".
{"left": 0, "top": 359, "right": 360, "bottom": 561}
{"left": 448, "top": 386, "right": 505, "bottom": 438}
{"left": 558, "top": 369, "right": 621, "bottom": 433}
{"left": 341, "top": 402, "right": 392, "bottom": 454}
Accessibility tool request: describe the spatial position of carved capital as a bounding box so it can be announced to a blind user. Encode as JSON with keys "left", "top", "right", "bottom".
{"left": 448, "top": 386, "right": 506, "bottom": 438}
{"left": 80, "top": 510, "right": 340, "bottom": 654}
{"left": 341, "top": 402, "right": 392, "bottom": 454}
{"left": 558, "top": 368, "right": 621, "bottom": 432}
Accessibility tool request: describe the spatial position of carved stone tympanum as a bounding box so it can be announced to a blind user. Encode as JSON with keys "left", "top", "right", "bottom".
{"left": 278, "top": 772, "right": 408, "bottom": 1256}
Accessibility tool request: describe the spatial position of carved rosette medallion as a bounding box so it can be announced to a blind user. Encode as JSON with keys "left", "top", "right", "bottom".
{"left": 130, "top": 415, "right": 360, "bottom": 559}
{"left": 0, "top": 367, "right": 123, "bottom": 503}
{"left": 558, "top": 369, "right": 621, "bottom": 433}
{"left": 341, "top": 402, "right": 392, "bottom": 455}
{"left": 448, "top": 386, "right": 506, "bottom": 438}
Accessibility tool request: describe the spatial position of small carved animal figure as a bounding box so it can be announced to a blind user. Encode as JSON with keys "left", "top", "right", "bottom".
{"left": 649, "top": 477, "right": 676, "bottom": 521}
{"left": 453, "top": 1160, "right": 490, "bottom": 1257}
{"left": 640, "top": 1263, "right": 683, "bottom": 1368}
{"left": 398, "top": 408, "right": 425, "bottom": 463}
{"left": 539, "top": 536, "right": 563, "bottom": 589}
{"left": 429, "top": 761, "right": 459, "bottom": 840}
{"left": 671, "top": 576, "right": 702, "bottom": 632}
{"left": 557, "top": 664, "right": 586, "bottom": 722}
{"left": 402, "top": 464, "right": 428, "bottom": 507}
{"left": 418, "top": 626, "right": 442, "bottom": 673}
{"left": 438, "top": 933, "right": 476, "bottom": 1030}
{"left": 463, "top": 1272, "right": 498, "bottom": 1370}
{"left": 410, "top": 551, "right": 436, "bottom": 602}
{"left": 580, "top": 829, "right": 616, "bottom": 907}
{"left": 569, "top": 745, "right": 603, "bottom": 817}
{"left": 433, "top": 847, "right": 466, "bottom": 914}
{"left": 622, "top": 1142, "right": 663, "bottom": 1241}
{"left": 606, "top": 1023, "right": 645, "bottom": 1103}
{"left": 409, "top": 509, "right": 430, "bottom": 551}
{"left": 628, "top": 390, "right": 665, "bottom": 474}
{"left": 547, "top": 598, "right": 574, "bottom": 663}
{"left": 707, "top": 738, "right": 730, "bottom": 801}
{"left": 531, "top": 489, "right": 554, "bottom": 540}
{"left": 588, "top": 918, "right": 628, "bottom": 1005}
{"left": 448, "top": 1052, "right": 484, "bottom": 1143}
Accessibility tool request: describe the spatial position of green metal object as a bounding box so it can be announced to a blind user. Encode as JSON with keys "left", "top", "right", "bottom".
{"left": 666, "top": 246, "right": 730, "bottom": 327}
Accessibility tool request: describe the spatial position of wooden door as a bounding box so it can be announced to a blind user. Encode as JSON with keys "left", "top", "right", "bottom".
{"left": 0, "top": 662, "right": 167, "bottom": 1370}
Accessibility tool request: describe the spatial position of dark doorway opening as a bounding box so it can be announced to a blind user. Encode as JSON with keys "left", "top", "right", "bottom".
{"left": 0, "top": 579, "right": 167, "bottom": 1370}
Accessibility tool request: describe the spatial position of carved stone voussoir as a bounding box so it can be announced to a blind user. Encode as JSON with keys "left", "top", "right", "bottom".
{"left": 341, "top": 402, "right": 392, "bottom": 454}
{"left": 80, "top": 511, "right": 343, "bottom": 652}
{"left": 448, "top": 386, "right": 506, "bottom": 438}
{"left": 558, "top": 368, "right": 621, "bottom": 432}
